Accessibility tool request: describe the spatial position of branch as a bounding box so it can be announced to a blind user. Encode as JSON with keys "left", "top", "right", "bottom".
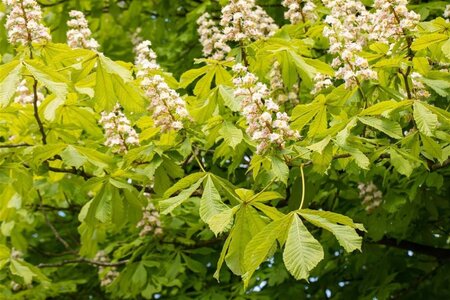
{"left": 431, "top": 159, "right": 450, "bottom": 171}
{"left": 369, "top": 237, "right": 450, "bottom": 260}
{"left": 0, "top": 143, "right": 31, "bottom": 148}
{"left": 37, "top": 190, "right": 75, "bottom": 252}
{"left": 32, "top": 79, "right": 47, "bottom": 144}
{"left": 38, "top": 257, "right": 129, "bottom": 268}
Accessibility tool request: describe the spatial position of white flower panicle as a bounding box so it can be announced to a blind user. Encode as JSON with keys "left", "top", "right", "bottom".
{"left": 137, "top": 196, "right": 163, "bottom": 237}
{"left": 131, "top": 27, "right": 143, "bottom": 51}
{"left": 282, "top": 0, "right": 318, "bottom": 24}
{"left": 135, "top": 41, "right": 189, "bottom": 132}
{"left": 410, "top": 72, "right": 430, "bottom": 99}
{"left": 444, "top": 5, "right": 450, "bottom": 19}
{"left": 197, "top": 13, "right": 231, "bottom": 60}
{"left": 196, "top": 1, "right": 277, "bottom": 60}
{"left": 358, "top": 182, "right": 383, "bottom": 213}
{"left": 322, "top": 0, "right": 377, "bottom": 89}
{"left": 368, "top": 0, "right": 420, "bottom": 44}
{"left": 99, "top": 105, "right": 140, "bottom": 154}
{"left": 220, "top": 0, "right": 278, "bottom": 42}
{"left": 14, "top": 79, "right": 44, "bottom": 105}
{"left": 233, "top": 64, "right": 299, "bottom": 154}
{"left": 94, "top": 251, "right": 120, "bottom": 287}
{"left": 311, "top": 73, "right": 333, "bottom": 94}
{"left": 134, "top": 40, "right": 159, "bottom": 77}
{"left": 4, "top": 0, "right": 51, "bottom": 46}
{"left": 269, "top": 61, "right": 299, "bottom": 105}
{"left": 66, "top": 10, "right": 99, "bottom": 50}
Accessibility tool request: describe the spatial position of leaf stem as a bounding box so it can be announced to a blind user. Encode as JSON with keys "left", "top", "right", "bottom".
{"left": 299, "top": 163, "right": 306, "bottom": 209}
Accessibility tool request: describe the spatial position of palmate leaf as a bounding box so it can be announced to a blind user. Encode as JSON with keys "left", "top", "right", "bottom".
{"left": 283, "top": 214, "right": 324, "bottom": 281}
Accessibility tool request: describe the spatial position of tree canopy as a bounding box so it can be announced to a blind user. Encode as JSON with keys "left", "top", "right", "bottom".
{"left": 0, "top": 0, "right": 449, "bottom": 299}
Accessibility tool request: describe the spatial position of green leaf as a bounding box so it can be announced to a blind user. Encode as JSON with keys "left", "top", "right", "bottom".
{"left": 298, "top": 209, "right": 366, "bottom": 231}
{"left": 389, "top": 147, "right": 414, "bottom": 177}
{"left": 420, "top": 134, "right": 443, "bottom": 161}
{"left": 299, "top": 212, "right": 362, "bottom": 252}
{"left": 411, "top": 33, "right": 448, "bottom": 51}
{"left": 209, "top": 209, "right": 235, "bottom": 236}
{"left": 95, "top": 60, "right": 116, "bottom": 111}
{"left": 307, "top": 136, "right": 331, "bottom": 154}
{"left": 252, "top": 202, "right": 285, "bottom": 220}
{"left": 24, "top": 60, "right": 69, "bottom": 100}
{"left": 111, "top": 73, "right": 145, "bottom": 112}
{"left": 163, "top": 172, "right": 206, "bottom": 198}
{"left": 270, "top": 156, "right": 289, "bottom": 185}
{"left": 160, "top": 178, "right": 204, "bottom": 214}
{"left": 358, "top": 116, "right": 403, "bottom": 139}
{"left": 60, "top": 145, "right": 87, "bottom": 168}
{"left": 214, "top": 233, "right": 232, "bottom": 281}
{"left": 442, "top": 39, "right": 450, "bottom": 60}
{"left": 0, "top": 245, "right": 10, "bottom": 269}
{"left": 413, "top": 101, "right": 438, "bottom": 136}
{"left": 219, "top": 121, "right": 243, "bottom": 149}
{"left": 283, "top": 214, "right": 324, "bottom": 280}
{"left": 250, "top": 191, "right": 284, "bottom": 203}
{"left": 0, "top": 60, "right": 22, "bottom": 107}
{"left": 218, "top": 85, "right": 240, "bottom": 111}
{"left": 225, "top": 205, "right": 267, "bottom": 276}
{"left": 242, "top": 216, "right": 290, "bottom": 287}
{"left": 179, "top": 65, "right": 209, "bottom": 88}
{"left": 75, "top": 146, "right": 113, "bottom": 169}
{"left": 200, "top": 176, "right": 231, "bottom": 235}
{"left": 359, "top": 100, "right": 412, "bottom": 116}
{"left": 10, "top": 259, "right": 34, "bottom": 285}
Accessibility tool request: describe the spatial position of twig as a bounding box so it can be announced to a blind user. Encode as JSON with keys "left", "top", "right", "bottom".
{"left": 0, "top": 143, "right": 31, "bottom": 148}
{"left": 38, "top": 257, "right": 129, "bottom": 268}
{"left": 37, "top": 190, "right": 75, "bottom": 252}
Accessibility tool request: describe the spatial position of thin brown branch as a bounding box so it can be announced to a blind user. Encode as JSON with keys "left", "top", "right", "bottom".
{"left": 369, "top": 236, "right": 450, "bottom": 260}
{"left": 38, "top": 257, "right": 129, "bottom": 268}
{"left": 0, "top": 143, "right": 31, "bottom": 148}
{"left": 37, "top": 190, "right": 75, "bottom": 252}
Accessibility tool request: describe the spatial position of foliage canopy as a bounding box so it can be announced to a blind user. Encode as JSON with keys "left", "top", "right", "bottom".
{"left": 0, "top": 0, "right": 449, "bottom": 299}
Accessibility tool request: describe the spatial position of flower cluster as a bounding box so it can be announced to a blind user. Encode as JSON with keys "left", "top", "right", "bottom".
{"left": 444, "top": 5, "right": 450, "bottom": 19}
{"left": 14, "top": 79, "right": 44, "bottom": 105}
{"left": 135, "top": 41, "right": 189, "bottom": 132}
{"left": 94, "top": 251, "right": 120, "bottom": 287}
{"left": 196, "top": 0, "right": 277, "bottom": 60}
{"left": 4, "top": 0, "right": 51, "bottom": 46}
{"left": 368, "top": 0, "right": 420, "bottom": 44}
{"left": 282, "top": 0, "right": 318, "bottom": 24}
{"left": 137, "top": 195, "right": 163, "bottom": 237}
{"left": 322, "top": 0, "right": 377, "bottom": 89}
{"left": 98, "top": 105, "right": 140, "bottom": 154}
{"left": 358, "top": 182, "right": 383, "bottom": 213}
{"left": 311, "top": 73, "right": 333, "bottom": 94}
{"left": 233, "top": 64, "right": 299, "bottom": 154}
{"left": 197, "top": 13, "right": 231, "bottom": 61}
{"left": 410, "top": 72, "right": 430, "bottom": 99}
{"left": 66, "top": 10, "right": 99, "bottom": 50}
{"left": 220, "top": 0, "right": 278, "bottom": 42}
{"left": 269, "top": 60, "right": 299, "bottom": 105}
